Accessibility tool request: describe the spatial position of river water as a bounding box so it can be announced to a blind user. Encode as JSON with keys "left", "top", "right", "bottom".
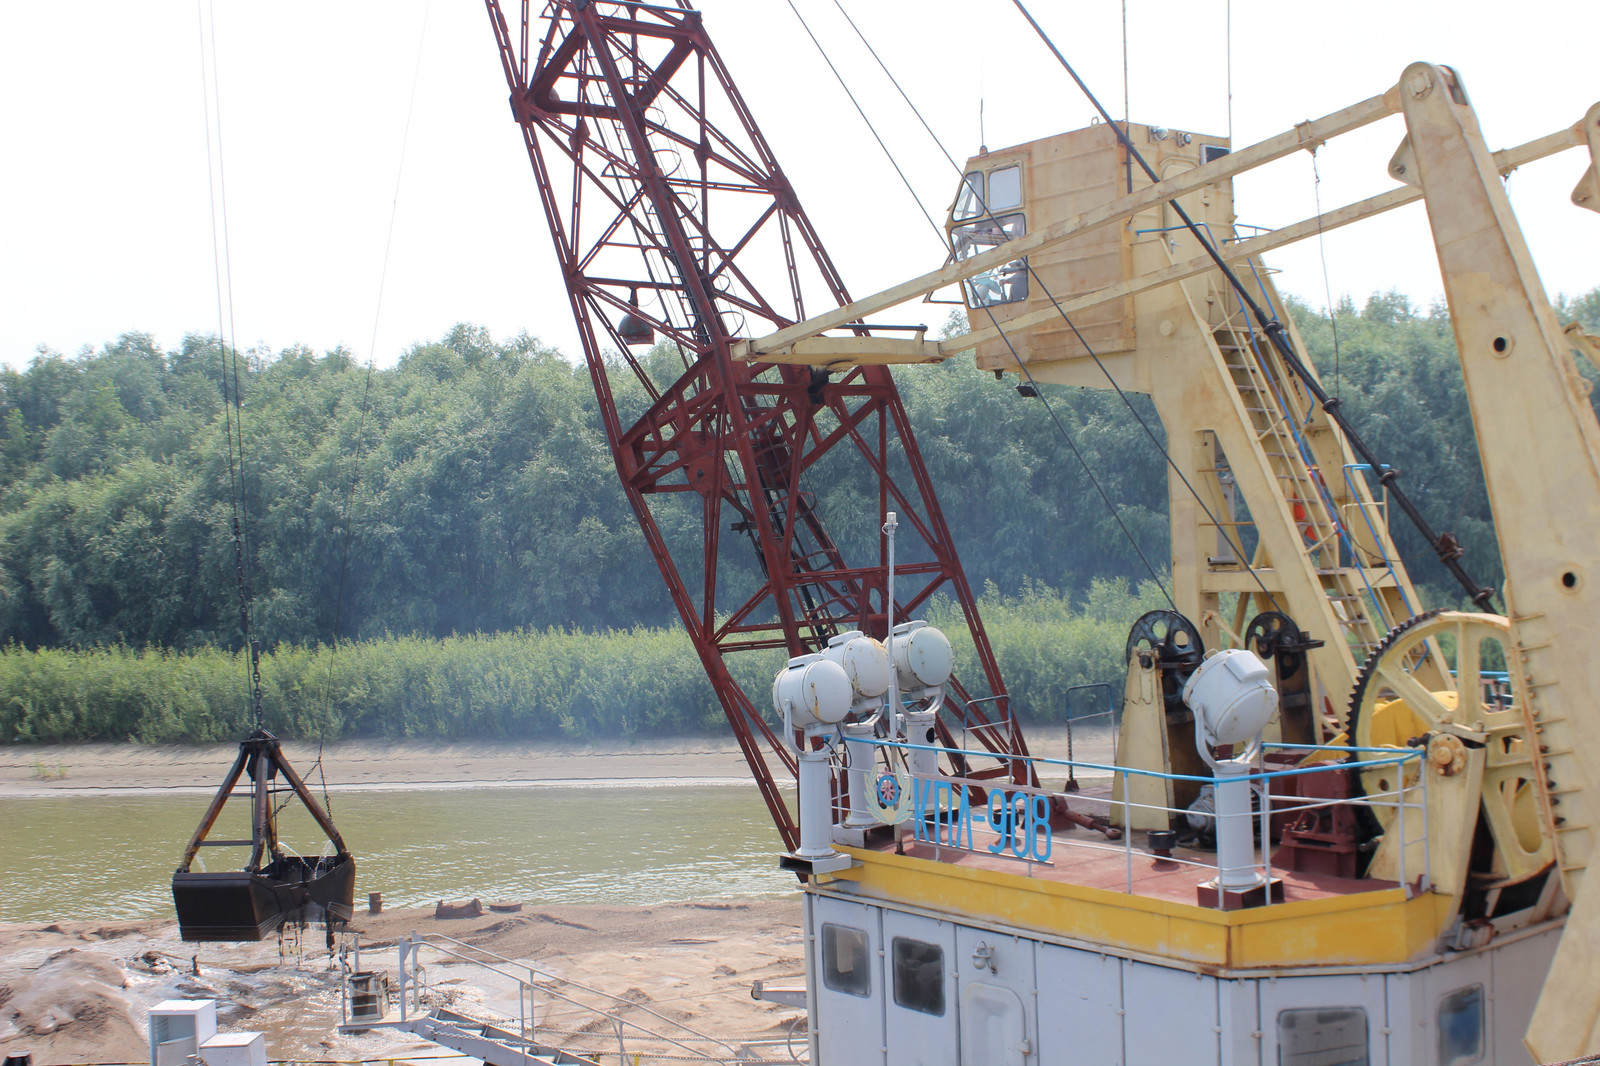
{"left": 0, "top": 783, "right": 798, "bottom": 923}
{"left": 1, "top": 722, "right": 1116, "bottom": 925}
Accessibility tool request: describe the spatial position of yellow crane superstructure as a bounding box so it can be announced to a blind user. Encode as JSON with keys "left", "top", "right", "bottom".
{"left": 738, "top": 66, "right": 1600, "bottom": 1063}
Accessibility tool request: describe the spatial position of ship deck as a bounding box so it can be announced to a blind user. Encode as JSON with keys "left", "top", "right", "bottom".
{"left": 887, "top": 826, "right": 1396, "bottom": 908}
{"left": 853, "top": 780, "right": 1403, "bottom": 911}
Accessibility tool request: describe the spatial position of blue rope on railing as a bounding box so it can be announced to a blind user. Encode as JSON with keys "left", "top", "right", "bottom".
{"left": 853, "top": 735, "right": 1421, "bottom": 788}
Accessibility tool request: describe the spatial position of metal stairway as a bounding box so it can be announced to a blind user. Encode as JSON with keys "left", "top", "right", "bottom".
{"left": 1195, "top": 256, "right": 1429, "bottom": 670}
{"left": 413, "top": 1008, "right": 598, "bottom": 1066}
{"left": 1212, "top": 314, "right": 1391, "bottom": 659}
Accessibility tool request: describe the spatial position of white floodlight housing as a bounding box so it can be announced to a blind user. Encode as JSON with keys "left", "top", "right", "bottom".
{"left": 1184, "top": 647, "right": 1278, "bottom": 895}
{"left": 1184, "top": 648, "right": 1278, "bottom": 752}
{"left": 822, "top": 630, "right": 892, "bottom": 713}
{"left": 773, "top": 653, "right": 853, "bottom": 733}
{"left": 891, "top": 621, "right": 953, "bottom": 696}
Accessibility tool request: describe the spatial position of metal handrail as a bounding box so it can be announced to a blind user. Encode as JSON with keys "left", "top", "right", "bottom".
{"left": 832, "top": 736, "right": 1429, "bottom": 905}
{"left": 1063, "top": 682, "right": 1119, "bottom": 778}
{"left": 862, "top": 734, "right": 1421, "bottom": 786}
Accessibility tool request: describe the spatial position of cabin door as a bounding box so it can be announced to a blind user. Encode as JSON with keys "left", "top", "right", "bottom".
{"left": 959, "top": 983, "right": 1028, "bottom": 1066}
{"left": 955, "top": 926, "right": 1036, "bottom": 1066}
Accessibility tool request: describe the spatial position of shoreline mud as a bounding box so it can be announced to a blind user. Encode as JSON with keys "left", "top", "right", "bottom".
{"left": 0, "top": 901, "right": 806, "bottom": 1066}
{"left": 1, "top": 727, "right": 1113, "bottom": 1063}
{"left": 0, "top": 738, "right": 756, "bottom": 799}
{"left": 0, "top": 723, "right": 1107, "bottom": 800}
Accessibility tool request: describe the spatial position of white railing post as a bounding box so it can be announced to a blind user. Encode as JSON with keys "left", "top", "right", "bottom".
{"left": 1398, "top": 762, "right": 1409, "bottom": 897}
{"left": 1123, "top": 778, "right": 1134, "bottom": 893}
{"left": 397, "top": 935, "right": 409, "bottom": 1023}
{"left": 1259, "top": 776, "right": 1273, "bottom": 895}
{"left": 1419, "top": 753, "right": 1431, "bottom": 894}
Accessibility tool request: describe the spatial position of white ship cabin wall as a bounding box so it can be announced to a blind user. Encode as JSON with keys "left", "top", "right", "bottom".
{"left": 782, "top": 619, "right": 1562, "bottom": 1065}
{"left": 805, "top": 889, "right": 1558, "bottom": 1066}
{"left": 798, "top": 738, "right": 1562, "bottom": 1066}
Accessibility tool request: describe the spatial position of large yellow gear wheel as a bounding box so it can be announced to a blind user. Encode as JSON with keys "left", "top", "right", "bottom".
{"left": 1347, "top": 609, "right": 1553, "bottom": 886}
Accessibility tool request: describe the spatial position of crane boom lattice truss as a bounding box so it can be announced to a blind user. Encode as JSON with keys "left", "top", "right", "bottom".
{"left": 481, "top": 0, "right": 1043, "bottom": 847}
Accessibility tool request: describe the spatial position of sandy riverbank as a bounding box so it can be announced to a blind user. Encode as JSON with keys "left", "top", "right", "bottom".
{"left": 0, "top": 738, "right": 757, "bottom": 799}
{"left": 0, "top": 901, "right": 807, "bottom": 1066}
{"left": 1, "top": 729, "right": 1118, "bottom": 1062}
{"left": 0, "top": 724, "right": 1111, "bottom": 799}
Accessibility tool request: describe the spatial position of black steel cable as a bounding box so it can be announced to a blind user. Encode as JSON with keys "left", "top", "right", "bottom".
{"left": 781, "top": 0, "right": 944, "bottom": 238}
{"left": 848, "top": 0, "right": 1277, "bottom": 608}
{"left": 829, "top": 0, "right": 1284, "bottom": 611}
{"left": 197, "top": 0, "right": 263, "bottom": 730}
{"left": 1010, "top": 0, "right": 1496, "bottom": 611}
{"left": 799, "top": 0, "right": 1178, "bottom": 607}
{"left": 1311, "top": 150, "right": 1343, "bottom": 401}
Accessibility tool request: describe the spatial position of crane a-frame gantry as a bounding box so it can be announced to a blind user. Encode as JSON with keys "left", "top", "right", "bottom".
{"left": 478, "top": 0, "right": 1087, "bottom": 850}
{"left": 741, "top": 54, "right": 1600, "bottom": 1059}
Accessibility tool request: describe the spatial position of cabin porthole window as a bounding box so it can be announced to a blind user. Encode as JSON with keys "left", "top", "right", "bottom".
{"left": 1275, "top": 1006, "right": 1368, "bottom": 1065}
{"left": 1437, "top": 984, "right": 1485, "bottom": 1066}
{"left": 820, "top": 923, "right": 871, "bottom": 997}
{"left": 890, "top": 936, "right": 946, "bottom": 1016}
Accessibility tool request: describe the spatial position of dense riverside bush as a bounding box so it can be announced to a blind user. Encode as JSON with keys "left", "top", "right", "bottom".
{"left": 9, "top": 290, "right": 1595, "bottom": 656}
{"left": 933, "top": 578, "right": 1170, "bottom": 721}
{"left": 0, "top": 582, "right": 1156, "bottom": 743}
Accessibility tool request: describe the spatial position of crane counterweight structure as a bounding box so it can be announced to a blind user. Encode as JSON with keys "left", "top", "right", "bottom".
{"left": 479, "top": 0, "right": 1075, "bottom": 849}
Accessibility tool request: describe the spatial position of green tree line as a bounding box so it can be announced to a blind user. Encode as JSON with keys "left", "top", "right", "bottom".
{"left": 0, "top": 289, "right": 1595, "bottom": 741}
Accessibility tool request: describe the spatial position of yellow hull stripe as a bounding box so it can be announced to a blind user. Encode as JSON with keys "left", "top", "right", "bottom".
{"left": 820, "top": 846, "right": 1455, "bottom": 969}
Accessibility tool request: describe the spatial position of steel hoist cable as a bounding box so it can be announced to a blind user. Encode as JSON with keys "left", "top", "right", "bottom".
{"left": 197, "top": 0, "right": 264, "bottom": 730}
{"left": 1010, "top": 0, "right": 1498, "bottom": 611}
{"left": 315, "top": 0, "right": 435, "bottom": 815}
{"left": 824, "top": 1, "right": 1292, "bottom": 612}
{"left": 1310, "top": 149, "right": 1344, "bottom": 402}
{"left": 790, "top": 0, "right": 1181, "bottom": 608}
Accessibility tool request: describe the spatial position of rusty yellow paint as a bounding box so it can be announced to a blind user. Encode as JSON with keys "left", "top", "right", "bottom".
{"left": 822, "top": 845, "right": 1457, "bottom": 970}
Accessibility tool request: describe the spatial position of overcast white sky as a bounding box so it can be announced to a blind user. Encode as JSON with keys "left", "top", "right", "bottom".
{"left": 1, "top": 1, "right": 1595, "bottom": 371}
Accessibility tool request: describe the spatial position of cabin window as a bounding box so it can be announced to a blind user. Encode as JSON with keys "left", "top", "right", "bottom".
{"left": 952, "top": 213, "right": 1028, "bottom": 308}
{"left": 986, "top": 165, "right": 1022, "bottom": 210}
{"left": 1276, "top": 1007, "right": 1368, "bottom": 1066}
{"left": 954, "top": 172, "right": 984, "bottom": 220}
{"left": 891, "top": 937, "right": 945, "bottom": 1015}
{"left": 1437, "top": 985, "right": 1484, "bottom": 1066}
{"left": 821, "top": 924, "right": 871, "bottom": 997}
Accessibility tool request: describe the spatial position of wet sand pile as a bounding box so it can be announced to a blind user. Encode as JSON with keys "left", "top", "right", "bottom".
{"left": 0, "top": 901, "right": 804, "bottom": 1065}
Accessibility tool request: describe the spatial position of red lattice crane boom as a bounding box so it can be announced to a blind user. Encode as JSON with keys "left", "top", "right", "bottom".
{"left": 480, "top": 0, "right": 1059, "bottom": 848}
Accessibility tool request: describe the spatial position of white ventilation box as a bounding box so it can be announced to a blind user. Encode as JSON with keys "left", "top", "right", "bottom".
{"left": 199, "top": 1032, "right": 267, "bottom": 1066}
{"left": 148, "top": 1000, "right": 218, "bottom": 1066}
